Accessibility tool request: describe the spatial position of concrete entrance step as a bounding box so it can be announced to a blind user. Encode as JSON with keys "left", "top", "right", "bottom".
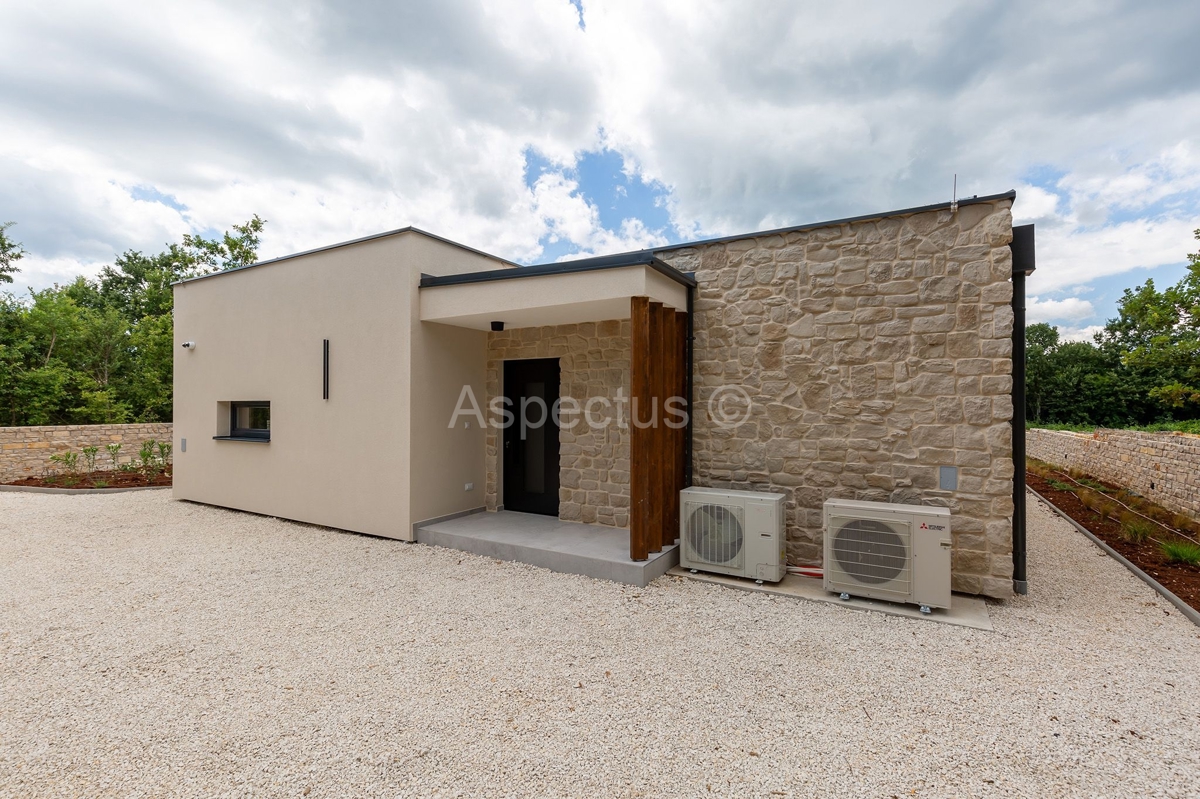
{"left": 416, "top": 510, "right": 678, "bottom": 588}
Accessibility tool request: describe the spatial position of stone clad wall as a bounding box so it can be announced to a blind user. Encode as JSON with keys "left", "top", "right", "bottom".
{"left": 658, "top": 200, "right": 1017, "bottom": 598}
{"left": 0, "top": 423, "right": 174, "bottom": 482}
{"left": 486, "top": 321, "right": 631, "bottom": 527}
{"left": 1027, "top": 428, "right": 1200, "bottom": 521}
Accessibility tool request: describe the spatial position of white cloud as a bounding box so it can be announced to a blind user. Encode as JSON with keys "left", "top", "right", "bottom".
{"left": 1026, "top": 214, "right": 1195, "bottom": 295}
{"left": 1026, "top": 296, "right": 1096, "bottom": 325}
{"left": 1058, "top": 325, "right": 1105, "bottom": 343}
{"left": 0, "top": 0, "right": 1197, "bottom": 303}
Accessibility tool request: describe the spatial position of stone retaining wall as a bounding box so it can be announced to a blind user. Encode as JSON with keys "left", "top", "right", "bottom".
{"left": 1027, "top": 428, "right": 1200, "bottom": 521}
{"left": 0, "top": 424, "right": 174, "bottom": 482}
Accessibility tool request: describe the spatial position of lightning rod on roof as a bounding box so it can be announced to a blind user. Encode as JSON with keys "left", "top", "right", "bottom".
{"left": 950, "top": 174, "right": 958, "bottom": 214}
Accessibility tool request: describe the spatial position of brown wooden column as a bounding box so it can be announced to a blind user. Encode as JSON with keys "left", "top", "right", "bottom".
{"left": 669, "top": 309, "right": 688, "bottom": 545}
{"left": 655, "top": 303, "right": 675, "bottom": 549}
{"left": 630, "top": 298, "right": 690, "bottom": 560}
{"left": 646, "top": 302, "right": 664, "bottom": 553}
{"left": 629, "top": 296, "right": 652, "bottom": 561}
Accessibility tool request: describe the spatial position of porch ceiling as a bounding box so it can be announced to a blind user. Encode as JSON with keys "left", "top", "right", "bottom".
{"left": 419, "top": 264, "right": 688, "bottom": 330}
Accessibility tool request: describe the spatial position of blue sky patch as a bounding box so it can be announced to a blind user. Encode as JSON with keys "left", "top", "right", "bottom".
{"left": 523, "top": 146, "right": 674, "bottom": 264}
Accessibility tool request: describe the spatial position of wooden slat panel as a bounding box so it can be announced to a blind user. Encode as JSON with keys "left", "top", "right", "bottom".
{"left": 657, "top": 303, "right": 677, "bottom": 549}
{"left": 629, "top": 296, "right": 651, "bottom": 561}
{"left": 671, "top": 309, "right": 688, "bottom": 543}
{"left": 646, "top": 301, "right": 664, "bottom": 553}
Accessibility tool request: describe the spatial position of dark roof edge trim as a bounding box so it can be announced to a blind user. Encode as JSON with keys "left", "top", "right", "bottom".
{"left": 418, "top": 252, "right": 697, "bottom": 289}
{"left": 652, "top": 190, "right": 1017, "bottom": 254}
{"left": 172, "top": 226, "right": 518, "bottom": 287}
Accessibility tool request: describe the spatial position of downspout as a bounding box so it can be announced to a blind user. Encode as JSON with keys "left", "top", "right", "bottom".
{"left": 685, "top": 280, "right": 695, "bottom": 488}
{"left": 1010, "top": 224, "right": 1035, "bottom": 595}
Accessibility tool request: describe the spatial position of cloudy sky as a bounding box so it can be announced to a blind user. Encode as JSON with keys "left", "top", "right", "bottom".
{"left": 2, "top": 0, "right": 1198, "bottom": 337}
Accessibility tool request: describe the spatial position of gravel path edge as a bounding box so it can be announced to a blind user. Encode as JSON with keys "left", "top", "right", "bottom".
{"left": 1028, "top": 486, "right": 1200, "bottom": 627}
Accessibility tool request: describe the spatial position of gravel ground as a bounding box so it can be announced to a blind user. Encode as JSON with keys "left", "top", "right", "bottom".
{"left": 1, "top": 491, "right": 1198, "bottom": 798}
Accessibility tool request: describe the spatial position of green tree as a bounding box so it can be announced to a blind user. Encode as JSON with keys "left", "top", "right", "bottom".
{"left": 1025, "top": 322, "right": 1059, "bottom": 423}
{"left": 0, "top": 215, "right": 265, "bottom": 425}
{"left": 0, "top": 222, "right": 25, "bottom": 284}
{"left": 1099, "top": 228, "right": 1200, "bottom": 415}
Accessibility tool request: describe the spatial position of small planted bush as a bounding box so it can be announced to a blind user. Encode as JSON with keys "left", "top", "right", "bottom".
{"left": 81, "top": 446, "right": 99, "bottom": 474}
{"left": 49, "top": 450, "right": 79, "bottom": 475}
{"left": 138, "top": 440, "right": 160, "bottom": 479}
{"left": 1047, "top": 479, "right": 1076, "bottom": 492}
{"left": 1120, "top": 514, "right": 1156, "bottom": 544}
{"left": 1159, "top": 539, "right": 1200, "bottom": 567}
{"left": 156, "top": 441, "right": 172, "bottom": 472}
{"left": 106, "top": 442, "right": 123, "bottom": 470}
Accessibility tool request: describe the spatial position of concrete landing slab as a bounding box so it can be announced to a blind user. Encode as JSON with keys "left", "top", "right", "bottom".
{"left": 668, "top": 567, "right": 993, "bottom": 631}
{"left": 417, "top": 510, "right": 678, "bottom": 588}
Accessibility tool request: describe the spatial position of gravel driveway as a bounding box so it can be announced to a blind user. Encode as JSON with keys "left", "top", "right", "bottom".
{"left": 2, "top": 491, "right": 1198, "bottom": 798}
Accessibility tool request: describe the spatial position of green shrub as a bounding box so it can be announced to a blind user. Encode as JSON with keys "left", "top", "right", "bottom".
{"left": 1159, "top": 540, "right": 1200, "bottom": 566}
{"left": 1047, "top": 479, "right": 1075, "bottom": 492}
{"left": 81, "top": 446, "right": 99, "bottom": 473}
{"left": 49, "top": 450, "right": 78, "bottom": 475}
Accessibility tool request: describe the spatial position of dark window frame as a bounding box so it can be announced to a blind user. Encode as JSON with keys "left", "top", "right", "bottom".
{"left": 230, "top": 401, "right": 271, "bottom": 440}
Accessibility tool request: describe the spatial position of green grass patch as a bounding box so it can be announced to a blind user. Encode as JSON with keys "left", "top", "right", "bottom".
{"left": 1120, "top": 515, "right": 1157, "bottom": 544}
{"left": 1046, "top": 479, "right": 1076, "bottom": 492}
{"left": 1159, "top": 539, "right": 1200, "bottom": 566}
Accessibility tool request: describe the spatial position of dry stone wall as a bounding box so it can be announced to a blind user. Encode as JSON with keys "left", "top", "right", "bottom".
{"left": 658, "top": 200, "right": 1017, "bottom": 598}
{"left": 0, "top": 423, "right": 173, "bottom": 482}
{"left": 486, "top": 321, "right": 631, "bottom": 527}
{"left": 1027, "top": 428, "right": 1200, "bottom": 521}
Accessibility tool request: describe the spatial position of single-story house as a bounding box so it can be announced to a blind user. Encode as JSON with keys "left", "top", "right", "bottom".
{"left": 173, "top": 190, "right": 1034, "bottom": 599}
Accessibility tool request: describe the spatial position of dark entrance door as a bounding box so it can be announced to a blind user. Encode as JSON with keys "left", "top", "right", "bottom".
{"left": 502, "top": 358, "right": 561, "bottom": 516}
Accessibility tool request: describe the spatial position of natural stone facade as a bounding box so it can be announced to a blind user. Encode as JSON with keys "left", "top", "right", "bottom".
{"left": 1028, "top": 428, "right": 1200, "bottom": 522}
{"left": 485, "top": 321, "right": 631, "bottom": 527}
{"left": 0, "top": 423, "right": 174, "bottom": 483}
{"left": 657, "top": 200, "right": 1016, "bottom": 598}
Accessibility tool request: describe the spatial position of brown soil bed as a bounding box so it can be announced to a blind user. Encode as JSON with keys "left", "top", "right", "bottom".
{"left": 4, "top": 469, "right": 171, "bottom": 489}
{"left": 1026, "top": 471, "right": 1200, "bottom": 613}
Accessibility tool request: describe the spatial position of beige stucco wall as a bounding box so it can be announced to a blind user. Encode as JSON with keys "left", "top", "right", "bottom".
{"left": 0, "top": 423, "right": 173, "bottom": 482}
{"left": 1027, "top": 428, "right": 1200, "bottom": 521}
{"left": 173, "top": 231, "right": 506, "bottom": 540}
{"left": 658, "top": 200, "right": 1017, "bottom": 598}
{"left": 485, "top": 321, "right": 632, "bottom": 527}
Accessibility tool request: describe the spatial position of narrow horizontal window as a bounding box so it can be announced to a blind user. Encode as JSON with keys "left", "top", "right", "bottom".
{"left": 230, "top": 401, "right": 271, "bottom": 440}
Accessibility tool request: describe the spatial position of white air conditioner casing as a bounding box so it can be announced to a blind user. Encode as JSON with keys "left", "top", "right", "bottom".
{"left": 823, "top": 499, "right": 952, "bottom": 611}
{"left": 680, "top": 487, "right": 786, "bottom": 582}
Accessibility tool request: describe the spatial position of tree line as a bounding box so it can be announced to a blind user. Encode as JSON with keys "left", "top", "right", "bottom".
{"left": 1026, "top": 229, "right": 1200, "bottom": 430}
{"left": 0, "top": 218, "right": 264, "bottom": 426}
{"left": 1, "top": 218, "right": 1197, "bottom": 430}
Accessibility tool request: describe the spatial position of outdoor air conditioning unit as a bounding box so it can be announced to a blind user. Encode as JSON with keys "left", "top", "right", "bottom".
{"left": 823, "top": 499, "right": 952, "bottom": 613}
{"left": 680, "top": 487, "right": 786, "bottom": 583}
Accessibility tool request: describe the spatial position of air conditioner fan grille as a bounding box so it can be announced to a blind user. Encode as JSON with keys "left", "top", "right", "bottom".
{"left": 832, "top": 518, "right": 910, "bottom": 586}
{"left": 683, "top": 501, "right": 745, "bottom": 568}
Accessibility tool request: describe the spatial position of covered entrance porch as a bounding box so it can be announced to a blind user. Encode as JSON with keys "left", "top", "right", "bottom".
{"left": 418, "top": 252, "right": 695, "bottom": 573}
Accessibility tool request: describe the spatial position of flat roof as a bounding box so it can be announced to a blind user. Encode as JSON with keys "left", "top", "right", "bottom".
{"left": 175, "top": 190, "right": 1016, "bottom": 288}
{"left": 418, "top": 251, "right": 697, "bottom": 289}
{"left": 172, "top": 226, "right": 517, "bottom": 286}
